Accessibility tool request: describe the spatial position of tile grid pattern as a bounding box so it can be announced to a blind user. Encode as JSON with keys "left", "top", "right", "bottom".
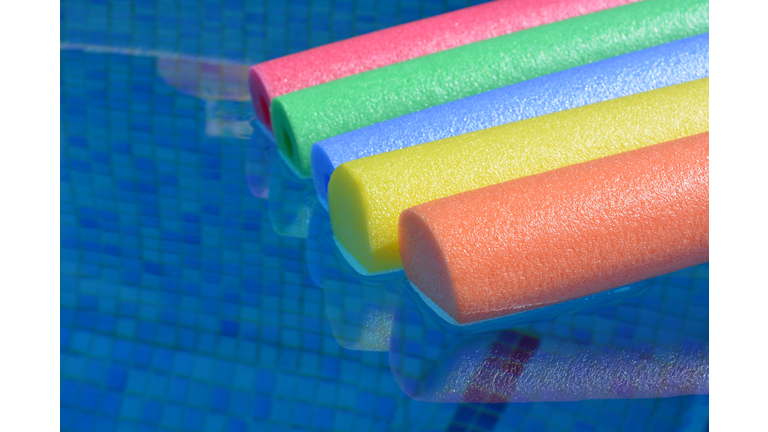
{"left": 61, "top": 1, "right": 708, "bottom": 431}
{"left": 61, "top": 0, "right": 492, "bottom": 65}
{"left": 61, "top": 50, "right": 418, "bottom": 432}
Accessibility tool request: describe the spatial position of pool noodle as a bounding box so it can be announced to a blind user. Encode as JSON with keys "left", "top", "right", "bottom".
{"left": 271, "top": 0, "right": 709, "bottom": 177}
{"left": 327, "top": 78, "right": 709, "bottom": 274}
{"left": 398, "top": 133, "right": 709, "bottom": 324}
{"left": 248, "top": 0, "right": 640, "bottom": 129}
{"left": 311, "top": 33, "right": 709, "bottom": 208}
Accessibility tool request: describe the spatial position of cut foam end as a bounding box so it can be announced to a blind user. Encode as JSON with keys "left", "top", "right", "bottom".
{"left": 248, "top": 65, "right": 273, "bottom": 130}
{"left": 397, "top": 209, "right": 458, "bottom": 317}
{"left": 328, "top": 163, "right": 404, "bottom": 273}
{"left": 271, "top": 99, "right": 312, "bottom": 179}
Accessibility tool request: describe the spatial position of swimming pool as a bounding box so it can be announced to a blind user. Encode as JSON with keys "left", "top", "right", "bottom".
{"left": 60, "top": 1, "right": 709, "bottom": 430}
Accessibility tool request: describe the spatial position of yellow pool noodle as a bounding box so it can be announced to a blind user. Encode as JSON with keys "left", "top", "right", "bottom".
{"left": 328, "top": 78, "right": 709, "bottom": 274}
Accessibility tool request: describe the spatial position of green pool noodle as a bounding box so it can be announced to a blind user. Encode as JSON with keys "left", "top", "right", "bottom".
{"left": 270, "top": 0, "right": 709, "bottom": 177}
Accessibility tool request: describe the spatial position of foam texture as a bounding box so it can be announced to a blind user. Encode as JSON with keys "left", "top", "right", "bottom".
{"left": 311, "top": 33, "right": 710, "bottom": 206}
{"left": 399, "top": 133, "right": 709, "bottom": 324}
{"left": 248, "top": 0, "right": 639, "bottom": 129}
{"left": 327, "top": 78, "right": 709, "bottom": 274}
{"left": 271, "top": 0, "right": 709, "bottom": 177}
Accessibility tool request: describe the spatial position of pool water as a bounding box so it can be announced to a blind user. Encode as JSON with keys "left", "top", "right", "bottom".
{"left": 60, "top": 1, "right": 708, "bottom": 431}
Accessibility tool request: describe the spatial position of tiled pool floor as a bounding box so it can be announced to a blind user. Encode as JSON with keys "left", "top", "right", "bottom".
{"left": 60, "top": 1, "right": 708, "bottom": 430}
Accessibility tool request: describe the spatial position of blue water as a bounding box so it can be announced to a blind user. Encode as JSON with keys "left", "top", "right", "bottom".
{"left": 60, "top": 1, "right": 708, "bottom": 431}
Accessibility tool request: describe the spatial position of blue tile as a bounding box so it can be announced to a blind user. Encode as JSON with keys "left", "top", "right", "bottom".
{"left": 107, "top": 367, "right": 128, "bottom": 391}
{"left": 182, "top": 407, "right": 206, "bottom": 431}
{"left": 253, "top": 395, "right": 271, "bottom": 420}
{"left": 140, "top": 400, "right": 163, "bottom": 424}
{"left": 226, "top": 418, "right": 246, "bottom": 432}
{"left": 209, "top": 387, "right": 231, "bottom": 412}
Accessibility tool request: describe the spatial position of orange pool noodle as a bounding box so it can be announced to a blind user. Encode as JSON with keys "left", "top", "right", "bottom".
{"left": 399, "top": 133, "right": 709, "bottom": 325}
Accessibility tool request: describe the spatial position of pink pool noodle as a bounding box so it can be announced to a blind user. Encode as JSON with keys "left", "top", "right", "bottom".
{"left": 248, "top": 0, "right": 639, "bottom": 129}
{"left": 399, "top": 133, "right": 709, "bottom": 325}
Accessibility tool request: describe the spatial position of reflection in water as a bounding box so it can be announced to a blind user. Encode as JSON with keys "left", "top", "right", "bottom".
{"left": 405, "top": 278, "right": 652, "bottom": 335}
{"left": 203, "top": 100, "right": 254, "bottom": 139}
{"left": 155, "top": 55, "right": 250, "bottom": 101}
{"left": 515, "top": 338, "right": 708, "bottom": 402}
{"left": 62, "top": 43, "right": 256, "bottom": 141}
{"left": 266, "top": 147, "right": 316, "bottom": 238}
{"left": 306, "top": 209, "right": 402, "bottom": 351}
{"left": 157, "top": 52, "right": 316, "bottom": 238}
{"left": 390, "top": 265, "right": 708, "bottom": 403}
{"left": 156, "top": 55, "right": 254, "bottom": 140}
{"left": 246, "top": 124, "right": 273, "bottom": 199}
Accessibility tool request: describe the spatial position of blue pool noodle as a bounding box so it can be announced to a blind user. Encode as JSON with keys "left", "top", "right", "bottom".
{"left": 310, "top": 33, "right": 709, "bottom": 208}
